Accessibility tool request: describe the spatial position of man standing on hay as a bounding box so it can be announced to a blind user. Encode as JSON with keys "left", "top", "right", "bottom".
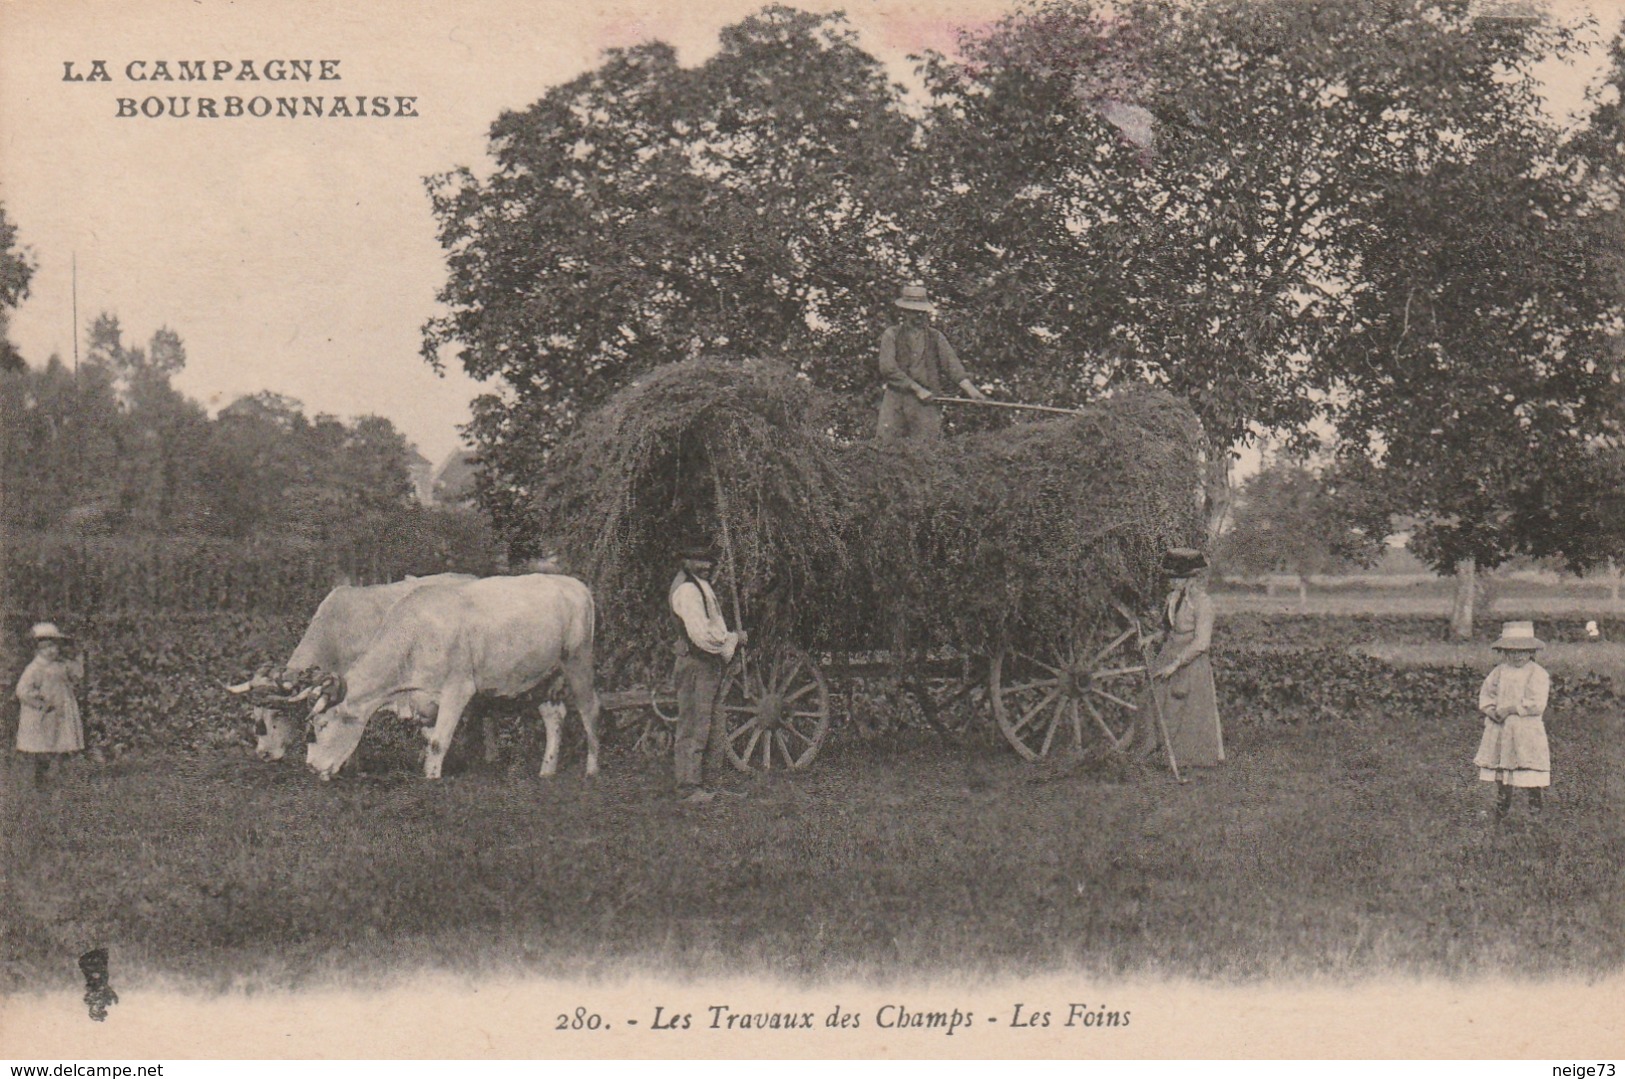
{"left": 877, "top": 282, "right": 986, "bottom": 443}
{"left": 669, "top": 539, "right": 746, "bottom": 803}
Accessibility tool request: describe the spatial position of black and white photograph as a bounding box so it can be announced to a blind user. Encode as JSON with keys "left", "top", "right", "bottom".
{"left": 1, "top": 0, "right": 1621, "bottom": 1062}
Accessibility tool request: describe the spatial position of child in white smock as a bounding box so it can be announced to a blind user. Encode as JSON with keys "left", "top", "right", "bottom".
{"left": 15, "top": 622, "right": 86, "bottom": 786}
{"left": 1475, "top": 621, "right": 1550, "bottom": 818}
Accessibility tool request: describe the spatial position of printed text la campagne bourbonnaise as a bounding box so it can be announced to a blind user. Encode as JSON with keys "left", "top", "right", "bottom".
{"left": 63, "top": 59, "right": 418, "bottom": 119}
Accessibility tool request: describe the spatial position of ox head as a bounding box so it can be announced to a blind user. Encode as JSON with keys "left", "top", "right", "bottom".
{"left": 226, "top": 665, "right": 343, "bottom": 762}
{"left": 304, "top": 677, "right": 361, "bottom": 782}
{"left": 249, "top": 706, "right": 302, "bottom": 762}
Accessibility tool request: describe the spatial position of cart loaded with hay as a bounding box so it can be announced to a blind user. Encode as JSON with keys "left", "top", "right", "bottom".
{"left": 539, "top": 358, "right": 1207, "bottom": 771}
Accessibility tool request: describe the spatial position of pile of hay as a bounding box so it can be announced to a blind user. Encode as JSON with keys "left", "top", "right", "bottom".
{"left": 538, "top": 358, "right": 1204, "bottom": 668}
{"left": 835, "top": 390, "right": 1205, "bottom": 654}
{"left": 538, "top": 358, "right": 854, "bottom": 669}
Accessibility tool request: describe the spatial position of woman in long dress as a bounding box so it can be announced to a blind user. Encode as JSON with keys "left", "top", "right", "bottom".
{"left": 1141, "top": 548, "right": 1224, "bottom": 767}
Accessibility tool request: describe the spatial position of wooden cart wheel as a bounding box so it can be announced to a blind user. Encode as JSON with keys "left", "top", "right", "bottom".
{"left": 651, "top": 689, "right": 680, "bottom": 724}
{"left": 990, "top": 616, "right": 1148, "bottom": 761}
{"left": 636, "top": 688, "right": 680, "bottom": 756}
{"left": 717, "top": 644, "right": 831, "bottom": 772}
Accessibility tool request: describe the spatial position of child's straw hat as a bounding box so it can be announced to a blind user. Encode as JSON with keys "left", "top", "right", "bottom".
{"left": 1491, "top": 621, "right": 1544, "bottom": 651}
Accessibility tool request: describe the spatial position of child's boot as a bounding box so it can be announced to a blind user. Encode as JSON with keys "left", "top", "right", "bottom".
{"left": 1528, "top": 788, "right": 1543, "bottom": 814}
{"left": 1495, "top": 783, "right": 1512, "bottom": 819}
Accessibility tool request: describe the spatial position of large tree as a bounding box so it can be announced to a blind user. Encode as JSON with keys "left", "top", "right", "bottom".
{"left": 924, "top": 1, "right": 1606, "bottom": 523}
{"left": 931, "top": 0, "right": 1617, "bottom": 633}
{"left": 1319, "top": 17, "right": 1621, "bottom": 634}
{"left": 424, "top": 6, "right": 918, "bottom": 536}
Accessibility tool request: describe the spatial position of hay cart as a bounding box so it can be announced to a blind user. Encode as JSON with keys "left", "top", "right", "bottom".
{"left": 546, "top": 360, "right": 1206, "bottom": 773}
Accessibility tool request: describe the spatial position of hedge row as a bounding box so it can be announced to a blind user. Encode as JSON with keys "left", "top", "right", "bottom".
{"left": 6, "top": 524, "right": 501, "bottom": 617}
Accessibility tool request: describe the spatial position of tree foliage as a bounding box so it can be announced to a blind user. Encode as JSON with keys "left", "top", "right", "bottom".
{"left": 425, "top": 7, "right": 919, "bottom": 534}
{"left": 0, "top": 203, "right": 37, "bottom": 373}
{"left": 1320, "top": 16, "right": 1621, "bottom": 576}
{"left": 427, "top": 1, "right": 1624, "bottom": 591}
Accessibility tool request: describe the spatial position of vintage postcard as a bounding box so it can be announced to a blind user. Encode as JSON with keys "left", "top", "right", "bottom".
{"left": 1, "top": 0, "right": 1622, "bottom": 1063}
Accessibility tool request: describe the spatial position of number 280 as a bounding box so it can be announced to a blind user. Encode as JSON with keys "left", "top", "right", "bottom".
{"left": 557, "top": 1007, "right": 604, "bottom": 1030}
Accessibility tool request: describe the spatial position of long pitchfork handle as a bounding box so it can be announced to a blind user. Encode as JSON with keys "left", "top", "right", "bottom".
{"left": 1140, "top": 637, "right": 1185, "bottom": 785}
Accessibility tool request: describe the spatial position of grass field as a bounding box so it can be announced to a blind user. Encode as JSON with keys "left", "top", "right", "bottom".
{"left": 4, "top": 607, "right": 1622, "bottom": 996}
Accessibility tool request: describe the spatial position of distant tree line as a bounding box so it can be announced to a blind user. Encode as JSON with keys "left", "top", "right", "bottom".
{"left": 6, "top": 311, "right": 417, "bottom": 538}
{"left": 0, "top": 250, "right": 500, "bottom": 612}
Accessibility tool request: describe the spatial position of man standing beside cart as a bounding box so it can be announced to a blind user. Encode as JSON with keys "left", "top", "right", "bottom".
{"left": 877, "top": 282, "right": 986, "bottom": 443}
{"left": 669, "top": 539, "right": 747, "bottom": 802}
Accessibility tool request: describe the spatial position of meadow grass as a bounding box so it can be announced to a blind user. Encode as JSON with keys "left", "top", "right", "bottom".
{"left": 4, "top": 664, "right": 1620, "bottom": 994}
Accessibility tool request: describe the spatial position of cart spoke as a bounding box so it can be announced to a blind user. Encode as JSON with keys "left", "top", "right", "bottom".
{"left": 1091, "top": 686, "right": 1138, "bottom": 711}
{"left": 1084, "top": 697, "right": 1126, "bottom": 749}
{"left": 1006, "top": 677, "right": 1060, "bottom": 696}
{"left": 1017, "top": 653, "right": 1063, "bottom": 677}
{"left": 776, "top": 732, "right": 796, "bottom": 768}
{"left": 784, "top": 681, "right": 819, "bottom": 703}
{"left": 1039, "top": 697, "right": 1066, "bottom": 756}
{"left": 1013, "top": 689, "right": 1060, "bottom": 734}
{"left": 775, "top": 653, "right": 804, "bottom": 694}
{"left": 782, "top": 721, "right": 814, "bottom": 747}
{"left": 723, "top": 703, "right": 759, "bottom": 714}
{"left": 728, "top": 719, "right": 759, "bottom": 744}
{"left": 1071, "top": 699, "right": 1085, "bottom": 749}
{"left": 1093, "top": 627, "right": 1138, "bottom": 664}
{"left": 761, "top": 731, "right": 773, "bottom": 769}
{"left": 1094, "top": 665, "right": 1145, "bottom": 679}
{"left": 739, "top": 729, "right": 762, "bottom": 761}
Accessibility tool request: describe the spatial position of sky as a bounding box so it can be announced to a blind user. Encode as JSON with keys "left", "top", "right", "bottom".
{"left": 0, "top": 0, "right": 1615, "bottom": 466}
{"left": 0, "top": 0, "right": 1005, "bottom": 466}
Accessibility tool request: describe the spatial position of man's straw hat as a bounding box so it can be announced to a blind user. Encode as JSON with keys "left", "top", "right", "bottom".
{"left": 895, "top": 282, "right": 935, "bottom": 313}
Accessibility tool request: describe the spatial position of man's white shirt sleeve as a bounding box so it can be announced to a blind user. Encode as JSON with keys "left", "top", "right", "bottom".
{"left": 671, "top": 581, "right": 739, "bottom": 661}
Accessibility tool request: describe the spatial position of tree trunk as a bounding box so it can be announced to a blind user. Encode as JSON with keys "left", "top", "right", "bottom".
{"left": 1449, "top": 557, "right": 1477, "bottom": 640}
{"left": 1203, "top": 450, "right": 1233, "bottom": 550}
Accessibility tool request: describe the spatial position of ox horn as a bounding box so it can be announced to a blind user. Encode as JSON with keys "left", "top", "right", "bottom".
{"left": 223, "top": 679, "right": 255, "bottom": 694}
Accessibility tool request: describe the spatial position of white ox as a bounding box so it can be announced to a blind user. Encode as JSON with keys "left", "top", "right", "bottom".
{"left": 226, "top": 574, "right": 476, "bottom": 761}
{"left": 305, "top": 574, "right": 602, "bottom": 781}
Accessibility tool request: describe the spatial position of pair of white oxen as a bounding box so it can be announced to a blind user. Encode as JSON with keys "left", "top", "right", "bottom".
{"left": 226, "top": 573, "right": 602, "bottom": 781}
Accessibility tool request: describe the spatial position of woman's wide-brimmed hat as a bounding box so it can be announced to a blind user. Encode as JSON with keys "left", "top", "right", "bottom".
{"left": 895, "top": 282, "right": 936, "bottom": 313}
{"left": 1161, "top": 547, "right": 1209, "bottom": 576}
{"left": 29, "top": 622, "right": 70, "bottom": 641}
{"left": 1492, "top": 621, "right": 1545, "bottom": 651}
